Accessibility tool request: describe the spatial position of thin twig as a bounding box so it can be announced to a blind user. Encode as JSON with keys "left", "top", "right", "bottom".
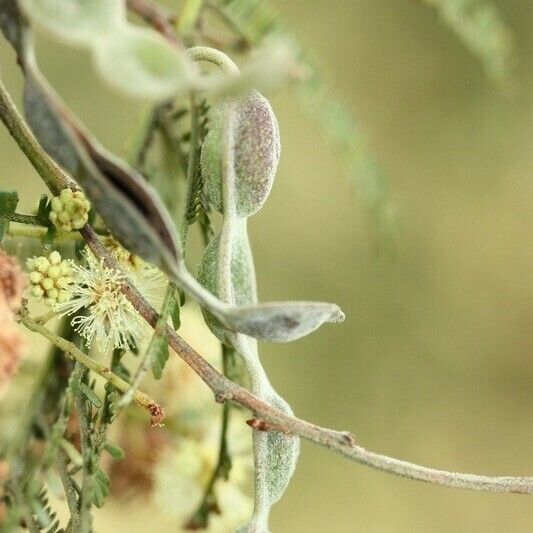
{"left": 185, "top": 345, "right": 233, "bottom": 529}
{"left": 1, "top": 71, "right": 532, "bottom": 496}
{"left": 115, "top": 280, "right": 176, "bottom": 409}
{"left": 19, "top": 313, "right": 160, "bottom": 418}
{"left": 56, "top": 449, "right": 81, "bottom": 530}
{"left": 127, "top": 0, "right": 182, "bottom": 47}
{"left": 1, "top": 211, "right": 41, "bottom": 225}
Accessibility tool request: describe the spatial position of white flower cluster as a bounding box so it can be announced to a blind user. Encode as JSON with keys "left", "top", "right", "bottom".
{"left": 55, "top": 250, "right": 147, "bottom": 352}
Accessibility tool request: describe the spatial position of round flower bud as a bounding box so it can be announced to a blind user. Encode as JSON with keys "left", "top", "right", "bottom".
{"left": 201, "top": 91, "right": 280, "bottom": 218}
{"left": 49, "top": 189, "right": 91, "bottom": 232}
{"left": 26, "top": 252, "right": 73, "bottom": 307}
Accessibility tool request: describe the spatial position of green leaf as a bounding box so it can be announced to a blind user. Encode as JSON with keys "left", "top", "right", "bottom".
{"left": 36, "top": 194, "right": 51, "bottom": 223}
{"left": 78, "top": 382, "right": 102, "bottom": 408}
{"left": 170, "top": 297, "right": 181, "bottom": 330}
{"left": 60, "top": 439, "right": 83, "bottom": 468}
{"left": 21, "top": 0, "right": 198, "bottom": 102}
{"left": 0, "top": 190, "right": 18, "bottom": 215}
{"left": 93, "top": 24, "right": 197, "bottom": 101}
{"left": 422, "top": 0, "right": 516, "bottom": 87}
{"left": 102, "top": 441, "right": 125, "bottom": 460}
{"left": 19, "top": 0, "right": 125, "bottom": 45}
{"left": 150, "top": 331, "right": 169, "bottom": 380}
{"left": 92, "top": 467, "right": 110, "bottom": 508}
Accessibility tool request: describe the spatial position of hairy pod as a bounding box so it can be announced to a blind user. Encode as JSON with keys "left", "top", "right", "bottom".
{"left": 263, "top": 392, "right": 300, "bottom": 504}
{"left": 197, "top": 226, "right": 256, "bottom": 343}
{"left": 201, "top": 91, "right": 280, "bottom": 218}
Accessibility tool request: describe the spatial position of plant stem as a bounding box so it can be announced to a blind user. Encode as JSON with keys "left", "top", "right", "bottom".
{"left": 19, "top": 313, "right": 159, "bottom": 415}
{"left": 127, "top": 0, "right": 182, "bottom": 47}
{"left": 116, "top": 280, "right": 177, "bottom": 409}
{"left": 178, "top": 0, "right": 204, "bottom": 36}
{"left": 1, "top": 69, "right": 532, "bottom": 496}
{"left": 185, "top": 345, "right": 233, "bottom": 529}
{"left": 0, "top": 76, "right": 70, "bottom": 195}
{"left": 2, "top": 212, "right": 41, "bottom": 225}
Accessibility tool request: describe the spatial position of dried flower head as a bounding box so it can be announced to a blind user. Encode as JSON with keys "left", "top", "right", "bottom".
{"left": 0, "top": 300, "right": 25, "bottom": 399}
{"left": 49, "top": 188, "right": 91, "bottom": 232}
{"left": 26, "top": 251, "right": 73, "bottom": 307}
{"left": 0, "top": 250, "right": 26, "bottom": 312}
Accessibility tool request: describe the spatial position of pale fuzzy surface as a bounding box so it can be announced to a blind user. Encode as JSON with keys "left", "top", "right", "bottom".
{"left": 198, "top": 102, "right": 300, "bottom": 532}
{"left": 201, "top": 91, "right": 281, "bottom": 218}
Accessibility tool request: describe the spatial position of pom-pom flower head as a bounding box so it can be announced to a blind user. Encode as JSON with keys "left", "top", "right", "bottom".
{"left": 55, "top": 249, "right": 163, "bottom": 352}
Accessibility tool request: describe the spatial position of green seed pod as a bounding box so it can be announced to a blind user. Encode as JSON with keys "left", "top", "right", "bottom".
{"left": 201, "top": 91, "right": 280, "bottom": 218}
{"left": 197, "top": 227, "right": 257, "bottom": 343}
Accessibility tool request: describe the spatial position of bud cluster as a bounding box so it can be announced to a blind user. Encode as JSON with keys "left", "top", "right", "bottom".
{"left": 27, "top": 251, "right": 73, "bottom": 307}
{"left": 49, "top": 189, "right": 91, "bottom": 232}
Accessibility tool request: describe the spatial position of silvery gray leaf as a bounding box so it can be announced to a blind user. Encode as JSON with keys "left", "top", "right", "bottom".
{"left": 0, "top": 0, "right": 24, "bottom": 56}
{"left": 223, "top": 301, "right": 345, "bottom": 343}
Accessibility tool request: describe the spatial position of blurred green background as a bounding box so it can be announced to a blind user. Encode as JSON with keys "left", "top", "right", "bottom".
{"left": 1, "top": 0, "right": 533, "bottom": 531}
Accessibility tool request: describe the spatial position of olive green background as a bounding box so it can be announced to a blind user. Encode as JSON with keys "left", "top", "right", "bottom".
{"left": 1, "top": 0, "right": 532, "bottom": 531}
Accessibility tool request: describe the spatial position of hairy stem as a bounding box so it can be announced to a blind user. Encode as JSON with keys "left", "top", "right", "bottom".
{"left": 0, "top": 69, "right": 531, "bottom": 496}
{"left": 19, "top": 313, "right": 159, "bottom": 415}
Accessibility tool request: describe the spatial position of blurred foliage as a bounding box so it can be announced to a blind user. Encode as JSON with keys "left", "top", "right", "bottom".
{"left": 0, "top": 0, "right": 532, "bottom": 532}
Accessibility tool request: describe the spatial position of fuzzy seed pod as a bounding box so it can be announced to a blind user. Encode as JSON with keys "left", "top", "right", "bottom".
{"left": 49, "top": 188, "right": 91, "bottom": 232}
{"left": 26, "top": 251, "right": 73, "bottom": 307}
{"left": 197, "top": 227, "right": 257, "bottom": 343}
{"left": 201, "top": 91, "right": 280, "bottom": 218}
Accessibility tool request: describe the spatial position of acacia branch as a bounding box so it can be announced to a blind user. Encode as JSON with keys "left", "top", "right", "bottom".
{"left": 19, "top": 312, "right": 163, "bottom": 424}
{"left": 0, "top": 72, "right": 532, "bottom": 496}
{"left": 126, "top": 0, "right": 182, "bottom": 47}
